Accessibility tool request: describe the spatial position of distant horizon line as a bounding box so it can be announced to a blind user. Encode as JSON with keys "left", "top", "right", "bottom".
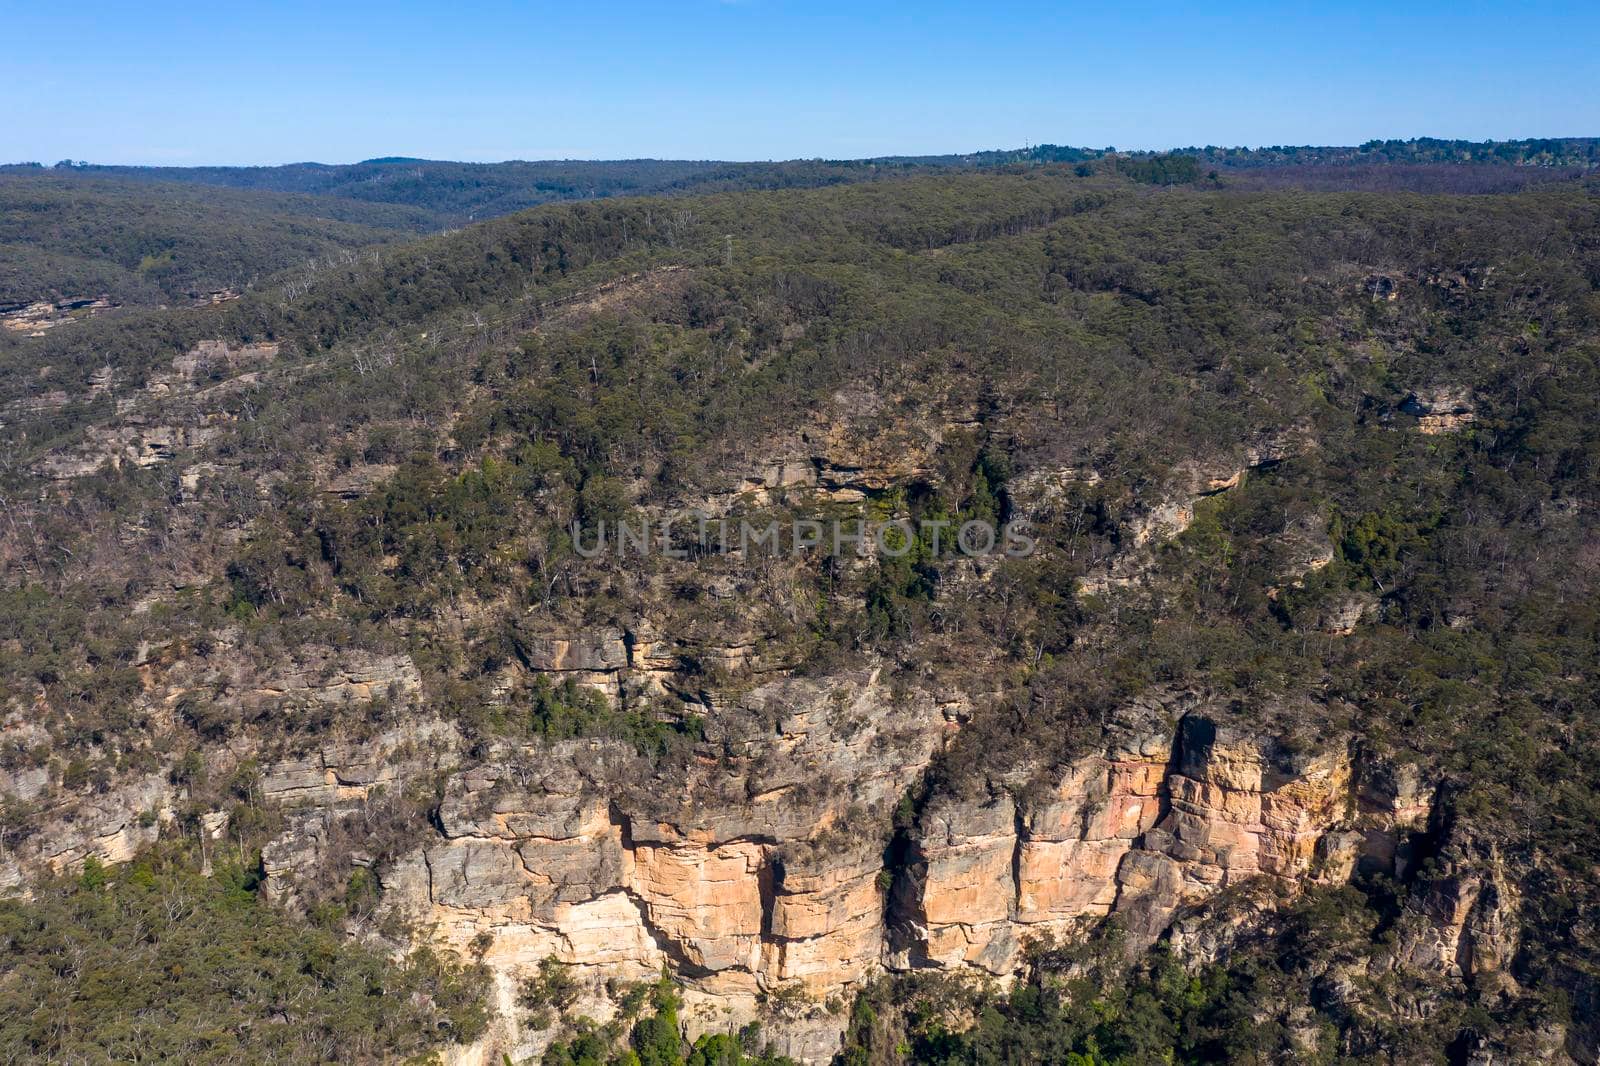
{"left": 8, "top": 134, "right": 1600, "bottom": 172}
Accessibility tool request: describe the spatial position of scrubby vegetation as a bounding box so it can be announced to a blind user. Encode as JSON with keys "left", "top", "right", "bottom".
{"left": 3, "top": 145, "right": 1600, "bottom": 1059}
{"left": 835, "top": 881, "right": 1559, "bottom": 1064}
{"left": 541, "top": 975, "right": 798, "bottom": 1066}
{"left": 29, "top": 157, "right": 958, "bottom": 225}
{"left": 9, "top": 138, "right": 1588, "bottom": 307}
{"left": 0, "top": 173, "right": 441, "bottom": 307}
{"left": 0, "top": 846, "right": 490, "bottom": 1063}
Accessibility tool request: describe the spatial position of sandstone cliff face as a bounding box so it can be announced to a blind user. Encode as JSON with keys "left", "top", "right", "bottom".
{"left": 0, "top": 424, "right": 1494, "bottom": 1066}
{"left": 236, "top": 681, "right": 1449, "bottom": 1064}
{"left": 896, "top": 709, "right": 1434, "bottom": 982}
{"left": 0, "top": 402, "right": 1517, "bottom": 1063}
{"left": 249, "top": 667, "right": 950, "bottom": 1062}
{"left": 0, "top": 771, "right": 173, "bottom": 892}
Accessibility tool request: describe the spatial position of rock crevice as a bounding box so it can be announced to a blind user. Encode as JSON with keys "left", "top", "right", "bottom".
{"left": 248, "top": 699, "right": 1453, "bottom": 1062}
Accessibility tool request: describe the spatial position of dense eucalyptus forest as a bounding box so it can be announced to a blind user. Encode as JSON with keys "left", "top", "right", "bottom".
{"left": 1, "top": 142, "right": 1598, "bottom": 1064}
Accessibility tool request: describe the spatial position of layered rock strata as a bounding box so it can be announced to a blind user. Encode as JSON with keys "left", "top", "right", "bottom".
{"left": 249, "top": 694, "right": 1442, "bottom": 1062}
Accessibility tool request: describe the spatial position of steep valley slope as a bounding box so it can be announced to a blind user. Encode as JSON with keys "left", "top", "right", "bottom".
{"left": 1, "top": 164, "right": 1599, "bottom": 1064}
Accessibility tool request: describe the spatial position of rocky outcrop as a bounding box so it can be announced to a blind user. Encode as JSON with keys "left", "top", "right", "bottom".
{"left": 691, "top": 390, "right": 981, "bottom": 512}
{"left": 1313, "top": 589, "right": 1378, "bottom": 635}
{"left": 166, "top": 339, "right": 280, "bottom": 382}
{"left": 323, "top": 463, "right": 399, "bottom": 499}
{"left": 1400, "top": 387, "right": 1476, "bottom": 434}
{"left": 26, "top": 338, "right": 279, "bottom": 477}
{"left": 0, "top": 772, "right": 174, "bottom": 892}
{"left": 1070, "top": 427, "right": 1314, "bottom": 596}
{"left": 158, "top": 643, "right": 424, "bottom": 735}
{"left": 244, "top": 681, "right": 1454, "bottom": 1063}
{"left": 34, "top": 418, "right": 227, "bottom": 478}
{"left": 511, "top": 624, "right": 629, "bottom": 690}
{"left": 258, "top": 716, "right": 452, "bottom": 812}
{"left": 1394, "top": 814, "right": 1521, "bottom": 991}
{"left": 0, "top": 664, "right": 441, "bottom": 896}
{"left": 251, "top": 667, "right": 941, "bottom": 1061}
{"left": 0, "top": 295, "right": 114, "bottom": 336}
{"left": 255, "top": 650, "right": 422, "bottom": 708}
{"left": 898, "top": 710, "right": 1434, "bottom": 982}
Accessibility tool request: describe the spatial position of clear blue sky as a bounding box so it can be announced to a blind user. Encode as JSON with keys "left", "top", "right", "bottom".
{"left": 6, "top": 0, "right": 1597, "bottom": 166}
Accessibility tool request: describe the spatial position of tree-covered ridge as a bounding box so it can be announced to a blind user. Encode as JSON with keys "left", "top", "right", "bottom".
{"left": 1198, "top": 136, "right": 1600, "bottom": 168}
{"left": 12, "top": 135, "right": 1593, "bottom": 223}
{"left": 0, "top": 173, "right": 446, "bottom": 309}
{"left": 5, "top": 137, "right": 1591, "bottom": 319}
{"left": 1, "top": 161, "right": 1599, "bottom": 1061}
{"left": 7, "top": 156, "right": 969, "bottom": 228}
{"left": 7, "top": 168, "right": 1600, "bottom": 777}
{"left": 0, "top": 155, "right": 976, "bottom": 313}
{"left": 923, "top": 136, "right": 1600, "bottom": 171}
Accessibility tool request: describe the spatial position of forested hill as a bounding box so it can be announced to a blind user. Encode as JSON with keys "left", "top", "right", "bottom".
{"left": 1199, "top": 135, "right": 1600, "bottom": 168}
{"left": 5, "top": 138, "right": 1595, "bottom": 318}
{"left": 0, "top": 156, "right": 993, "bottom": 313}
{"left": 5, "top": 157, "right": 962, "bottom": 226}
{"left": 14, "top": 135, "right": 1599, "bottom": 220}
{"left": 0, "top": 173, "right": 442, "bottom": 310}
{"left": 0, "top": 157, "right": 963, "bottom": 313}
{"left": 3, "top": 158, "right": 1600, "bottom": 1061}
